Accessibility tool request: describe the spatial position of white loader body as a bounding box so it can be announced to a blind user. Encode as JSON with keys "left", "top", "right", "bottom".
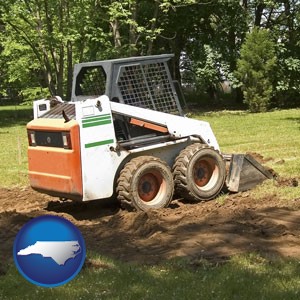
{"left": 29, "top": 95, "right": 219, "bottom": 202}
{"left": 82, "top": 96, "right": 219, "bottom": 201}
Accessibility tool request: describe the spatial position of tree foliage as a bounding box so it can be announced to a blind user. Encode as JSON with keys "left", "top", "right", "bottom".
{"left": 235, "top": 28, "right": 277, "bottom": 112}
{"left": 0, "top": 0, "right": 299, "bottom": 111}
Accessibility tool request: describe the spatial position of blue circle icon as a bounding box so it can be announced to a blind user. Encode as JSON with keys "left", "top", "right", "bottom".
{"left": 13, "top": 215, "right": 86, "bottom": 287}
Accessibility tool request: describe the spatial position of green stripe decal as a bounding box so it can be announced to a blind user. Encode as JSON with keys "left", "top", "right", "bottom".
{"left": 82, "top": 119, "right": 112, "bottom": 128}
{"left": 85, "top": 139, "right": 114, "bottom": 148}
{"left": 82, "top": 114, "right": 111, "bottom": 123}
{"left": 82, "top": 114, "right": 112, "bottom": 128}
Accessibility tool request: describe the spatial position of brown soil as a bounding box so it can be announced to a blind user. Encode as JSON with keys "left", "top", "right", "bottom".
{"left": 1, "top": 183, "right": 300, "bottom": 270}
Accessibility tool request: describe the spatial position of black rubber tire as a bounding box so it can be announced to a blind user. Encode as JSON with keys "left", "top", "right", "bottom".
{"left": 117, "top": 156, "right": 174, "bottom": 211}
{"left": 173, "top": 143, "right": 226, "bottom": 202}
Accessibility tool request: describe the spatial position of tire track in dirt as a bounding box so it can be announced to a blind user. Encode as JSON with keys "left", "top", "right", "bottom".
{"left": 1, "top": 186, "right": 300, "bottom": 269}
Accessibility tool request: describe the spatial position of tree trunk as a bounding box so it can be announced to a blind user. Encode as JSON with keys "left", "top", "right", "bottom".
{"left": 234, "top": 86, "right": 244, "bottom": 103}
{"left": 43, "top": 65, "right": 56, "bottom": 96}
{"left": 56, "top": 44, "right": 64, "bottom": 97}
{"left": 129, "top": 1, "right": 138, "bottom": 56}
{"left": 240, "top": 0, "right": 248, "bottom": 9}
{"left": 66, "top": 40, "right": 73, "bottom": 100}
{"left": 254, "top": 3, "right": 265, "bottom": 27}
{"left": 147, "top": 1, "right": 160, "bottom": 56}
{"left": 284, "top": 0, "right": 294, "bottom": 44}
{"left": 110, "top": 19, "right": 122, "bottom": 48}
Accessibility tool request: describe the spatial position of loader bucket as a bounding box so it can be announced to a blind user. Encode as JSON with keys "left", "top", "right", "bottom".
{"left": 225, "top": 154, "right": 274, "bottom": 193}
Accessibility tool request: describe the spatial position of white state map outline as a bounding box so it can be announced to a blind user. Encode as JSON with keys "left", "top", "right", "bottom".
{"left": 17, "top": 241, "right": 81, "bottom": 265}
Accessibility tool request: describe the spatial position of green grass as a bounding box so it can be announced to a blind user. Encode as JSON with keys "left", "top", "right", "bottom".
{"left": 196, "top": 109, "right": 300, "bottom": 178}
{"left": 1, "top": 253, "right": 300, "bottom": 300}
{"left": 0, "top": 105, "right": 32, "bottom": 186}
{"left": 1, "top": 106, "right": 300, "bottom": 299}
{"left": 1, "top": 106, "right": 300, "bottom": 187}
{"left": 195, "top": 109, "right": 300, "bottom": 202}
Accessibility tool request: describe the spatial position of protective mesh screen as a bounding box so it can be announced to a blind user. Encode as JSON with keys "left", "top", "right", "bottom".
{"left": 117, "top": 62, "right": 179, "bottom": 114}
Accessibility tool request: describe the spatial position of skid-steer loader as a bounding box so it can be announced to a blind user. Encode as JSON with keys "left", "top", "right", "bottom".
{"left": 27, "top": 54, "right": 273, "bottom": 211}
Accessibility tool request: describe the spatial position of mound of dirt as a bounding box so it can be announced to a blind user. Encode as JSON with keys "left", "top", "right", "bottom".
{"left": 1, "top": 186, "right": 300, "bottom": 270}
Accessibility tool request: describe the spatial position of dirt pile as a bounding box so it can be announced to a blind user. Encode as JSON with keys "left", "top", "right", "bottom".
{"left": 1, "top": 186, "right": 300, "bottom": 268}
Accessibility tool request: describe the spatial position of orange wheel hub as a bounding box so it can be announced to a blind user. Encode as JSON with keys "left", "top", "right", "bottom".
{"left": 138, "top": 173, "right": 160, "bottom": 202}
{"left": 193, "top": 160, "right": 213, "bottom": 187}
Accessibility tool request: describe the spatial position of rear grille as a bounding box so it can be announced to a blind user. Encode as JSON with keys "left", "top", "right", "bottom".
{"left": 42, "top": 103, "right": 76, "bottom": 119}
{"left": 35, "top": 131, "right": 64, "bottom": 148}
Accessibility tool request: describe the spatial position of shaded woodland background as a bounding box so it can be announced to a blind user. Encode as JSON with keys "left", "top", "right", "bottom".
{"left": 0, "top": 0, "right": 299, "bottom": 112}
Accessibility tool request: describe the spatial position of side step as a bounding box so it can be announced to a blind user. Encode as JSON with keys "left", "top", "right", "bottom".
{"left": 224, "top": 154, "right": 274, "bottom": 192}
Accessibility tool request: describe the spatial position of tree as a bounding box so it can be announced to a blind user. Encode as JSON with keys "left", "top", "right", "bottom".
{"left": 240, "top": 0, "right": 300, "bottom": 107}
{"left": 0, "top": 0, "right": 92, "bottom": 99}
{"left": 166, "top": 0, "right": 248, "bottom": 102}
{"left": 0, "top": 0, "right": 194, "bottom": 100}
{"left": 0, "top": 0, "right": 133, "bottom": 99}
{"left": 0, "top": 0, "right": 299, "bottom": 108}
{"left": 235, "top": 28, "right": 277, "bottom": 112}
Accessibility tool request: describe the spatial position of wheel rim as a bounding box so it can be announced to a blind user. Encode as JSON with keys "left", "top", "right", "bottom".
{"left": 193, "top": 158, "right": 219, "bottom": 190}
{"left": 138, "top": 171, "right": 163, "bottom": 202}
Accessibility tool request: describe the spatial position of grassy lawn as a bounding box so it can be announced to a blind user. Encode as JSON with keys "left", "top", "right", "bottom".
{"left": 197, "top": 109, "right": 300, "bottom": 178}
{"left": 1, "top": 106, "right": 299, "bottom": 187}
{"left": 0, "top": 105, "right": 32, "bottom": 186}
{"left": 198, "top": 109, "right": 300, "bottom": 202}
{"left": 1, "top": 253, "right": 300, "bottom": 300}
{"left": 0, "top": 105, "right": 300, "bottom": 299}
